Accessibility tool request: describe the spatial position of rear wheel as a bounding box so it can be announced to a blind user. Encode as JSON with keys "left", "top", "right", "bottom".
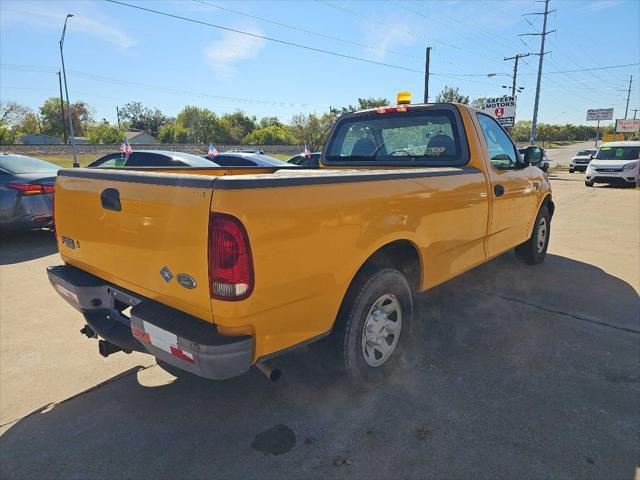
{"left": 331, "top": 268, "right": 413, "bottom": 387}
{"left": 515, "top": 205, "right": 551, "bottom": 265}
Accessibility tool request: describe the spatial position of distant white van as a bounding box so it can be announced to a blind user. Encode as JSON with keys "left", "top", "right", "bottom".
{"left": 585, "top": 141, "right": 639, "bottom": 187}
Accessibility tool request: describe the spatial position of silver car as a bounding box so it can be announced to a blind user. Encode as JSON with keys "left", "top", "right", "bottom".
{"left": 0, "top": 154, "right": 59, "bottom": 231}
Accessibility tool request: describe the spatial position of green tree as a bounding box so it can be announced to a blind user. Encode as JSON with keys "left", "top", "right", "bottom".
{"left": 244, "top": 125, "right": 296, "bottom": 145}
{"left": 0, "top": 127, "right": 17, "bottom": 145}
{"left": 511, "top": 120, "right": 532, "bottom": 142}
{"left": 0, "top": 101, "right": 30, "bottom": 127}
{"left": 86, "top": 121, "right": 126, "bottom": 144}
{"left": 0, "top": 101, "right": 32, "bottom": 145}
{"left": 332, "top": 97, "right": 389, "bottom": 114}
{"left": 39, "top": 97, "right": 93, "bottom": 137}
{"left": 259, "top": 116, "right": 283, "bottom": 128}
{"left": 290, "top": 111, "right": 337, "bottom": 151}
{"left": 159, "top": 106, "right": 225, "bottom": 144}
{"left": 220, "top": 111, "right": 257, "bottom": 144}
{"left": 17, "top": 112, "right": 41, "bottom": 135}
{"left": 470, "top": 97, "right": 486, "bottom": 109}
{"left": 435, "top": 86, "right": 469, "bottom": 104}
{"left": 119, "top": 101, "right": 170, "bottom": 136}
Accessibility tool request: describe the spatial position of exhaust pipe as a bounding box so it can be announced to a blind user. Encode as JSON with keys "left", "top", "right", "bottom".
{"left": 98, "top": 339, "right": 131, "bottom": 358}
{"left": 256, "top": 360, "right": 282, "bottom": 382}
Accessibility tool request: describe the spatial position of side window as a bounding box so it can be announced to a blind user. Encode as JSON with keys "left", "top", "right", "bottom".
{"left": 213, "top": 155, "right": 257, "bottom": 167}
{"left": 91, "top": 153, "right": 121, "bottom": 167}
{"left": 126, "top": 152, "right": 176, "bottom": 167}
{"left": 477, "top": 114, "right": 519, "bottom": 169}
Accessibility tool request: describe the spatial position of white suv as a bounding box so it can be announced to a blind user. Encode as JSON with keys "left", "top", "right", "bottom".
{"left": 585, "top": 141, "right": 639, "bottom": 187}
{"left": 569, "top": 148, "right": 597, "bottom": 173}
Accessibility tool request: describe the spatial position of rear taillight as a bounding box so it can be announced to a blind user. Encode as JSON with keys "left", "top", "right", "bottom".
{"left": 7, "top": 183, "right": 54, "bottom": 195}
{"left": 208, "top": 212, "right": 254, "bottom": 300}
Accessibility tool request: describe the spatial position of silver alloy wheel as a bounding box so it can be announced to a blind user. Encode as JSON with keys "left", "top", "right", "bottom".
{"left": 536, "top": 217, "right": 548, "bottom": 253}
{"left": 361, "top": 294, "right": 402, "bottom": 367}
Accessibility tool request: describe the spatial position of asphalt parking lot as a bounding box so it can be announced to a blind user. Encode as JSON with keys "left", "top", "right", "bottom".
{"left": 1, "top": 172, "right": 638, "bottom": 479}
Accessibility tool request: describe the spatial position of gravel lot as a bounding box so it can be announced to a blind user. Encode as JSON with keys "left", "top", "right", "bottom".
{"left": 1, "top": 170, "right": 638, "bottom": 479}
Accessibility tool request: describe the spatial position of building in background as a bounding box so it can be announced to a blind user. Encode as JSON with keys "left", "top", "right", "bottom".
{"left": 126, "top": 131, "right": 159, "bottom": 144}
{"left": 19, "top": 134, "right": 62, "bottom": 145}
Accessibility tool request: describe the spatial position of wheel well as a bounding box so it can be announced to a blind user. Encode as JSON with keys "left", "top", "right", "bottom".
{"left": 543, "top": 195, "right": 555, "bottom": 217}
{"left": 354, "top": 240, "right": 421, "bottom": 292}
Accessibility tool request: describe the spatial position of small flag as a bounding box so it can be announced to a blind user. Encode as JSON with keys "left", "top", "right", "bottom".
{"left": 120, "top": 138, "right": 132, "bottom": 159}
{"left": 208, "top": 143, "right": 218, "bottom": 159}
{"left": 304, "top": 144, "right": 311, "bottom": 159}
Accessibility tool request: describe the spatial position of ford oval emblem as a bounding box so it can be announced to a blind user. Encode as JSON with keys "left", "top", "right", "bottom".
{"left": 176, "top": 273, "right": 197, "bottom": 289}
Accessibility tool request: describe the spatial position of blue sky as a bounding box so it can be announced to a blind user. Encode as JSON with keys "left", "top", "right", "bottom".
{"left": 1, "top": 0, "right": 638, "bottom": 127}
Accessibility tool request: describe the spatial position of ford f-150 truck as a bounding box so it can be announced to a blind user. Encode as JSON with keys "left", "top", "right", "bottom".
{"left": 48, "top": 101, "right": 553, "bottom": 386}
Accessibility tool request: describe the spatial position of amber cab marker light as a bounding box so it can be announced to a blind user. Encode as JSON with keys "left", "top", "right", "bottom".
{"left": 397, "top": 91, "right": 412, "bottom": 105}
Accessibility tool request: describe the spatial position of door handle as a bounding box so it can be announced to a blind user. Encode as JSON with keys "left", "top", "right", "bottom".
{"left": 101, "top": 188, "right": 121, "bottom": 211}
{"left": 494, "top": 184, "right": 505, "bottom": 197}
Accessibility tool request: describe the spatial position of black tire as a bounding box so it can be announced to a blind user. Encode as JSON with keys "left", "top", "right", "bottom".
{"left": 585, "top": 179, "right": 594, "bottom": 187}
{"left": 569, "top": 168, "right": 574, "bottom": 173}
{"left": 515, "top": 205, "right": 551, "bottom": 265}
{"left": 331, "top": 268, "right": 413, "bottom": 387}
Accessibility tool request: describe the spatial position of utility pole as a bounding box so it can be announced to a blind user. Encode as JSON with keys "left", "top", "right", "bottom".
{"left": 60, "top": 14, "right": 79, "bottom": 168}
{"left": 630, "top": 108, "right": 639, "bottom": 120}
{"left": 57, "top": 71, "right": 67, "bottom": 144}
{"left": 521, "top": 0, "right": 555, "bottom": 144}
{"left": 424, "top": 46, "right": 431, "bottom": 104}
{"left": 504, "top": 53, "right": 530, "bottom": 97}
{"left": 624, "top": 75, "right": 633, "bottom": 119}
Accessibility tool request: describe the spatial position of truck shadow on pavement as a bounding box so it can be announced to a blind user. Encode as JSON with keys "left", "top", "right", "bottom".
{"left": 0, "top": 230, "right": 57, "bottom": 265}
{"left": 1, "top": 254, "right": 638, "bottom": 479}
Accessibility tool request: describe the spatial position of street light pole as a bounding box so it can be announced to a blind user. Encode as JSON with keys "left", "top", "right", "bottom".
{"left": 60, "top": 14, "right": 79, "bottom": 168}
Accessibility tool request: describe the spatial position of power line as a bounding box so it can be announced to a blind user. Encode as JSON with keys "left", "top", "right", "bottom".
{"left": 318, "top": 0, "right": 459, "bottom": 50}
{"left": 0, "top": 63, "right": 331, "bottom": 108}
{"left": 104, "top": 0, "right": 424, "bottom": 74}
{"left": 194, "top": 0, "right": 422, "bottom": 60}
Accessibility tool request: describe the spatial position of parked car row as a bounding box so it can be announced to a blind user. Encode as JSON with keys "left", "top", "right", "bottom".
{"left": 87, "top": 150, "right": 295, "bottom": 169}
{"left": 3, "top": 139, "right": 636, "bottom": 232}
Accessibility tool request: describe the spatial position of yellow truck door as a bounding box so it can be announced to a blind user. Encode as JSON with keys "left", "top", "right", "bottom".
{"left": 475, "top": 113, "right": 537, "bottom": 257}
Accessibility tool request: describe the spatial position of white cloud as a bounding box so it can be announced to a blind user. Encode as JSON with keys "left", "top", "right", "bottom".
{"left": 1, "top": 3, "right": 135, "bottom": 49}
{"left": 204, "top": 29, "right": 266, "bottom": 79}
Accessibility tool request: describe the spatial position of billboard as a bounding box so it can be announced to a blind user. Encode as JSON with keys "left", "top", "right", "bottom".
{"left": 482, "top": 96, "right": 516, "bottom": 128}
{"left": 615, "top": 119, "right": 640, "bottom": 133}
{"left": 586, "top": 108, "right": 614, "bottom": 121}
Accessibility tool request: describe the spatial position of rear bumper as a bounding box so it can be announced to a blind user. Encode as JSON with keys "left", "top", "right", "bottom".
{"left": 47, "top": 264, "right": 254, "bottom": 380}
{"left": 0, "top": 194, "right": 53, "bottom": 231}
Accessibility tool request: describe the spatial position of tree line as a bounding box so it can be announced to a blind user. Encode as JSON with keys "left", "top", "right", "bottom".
{"left": 0, "top": 98, "right": 389, "bottom": 150}
{"left": 0, "top": 86, "right": 629, "bottom": 148}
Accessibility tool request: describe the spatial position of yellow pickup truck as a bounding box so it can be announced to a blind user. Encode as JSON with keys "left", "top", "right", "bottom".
{"left": 48, "top": 101, "right": 553, "bottom": 386}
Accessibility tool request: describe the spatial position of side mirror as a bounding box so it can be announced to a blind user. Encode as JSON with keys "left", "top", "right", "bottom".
{"left": 524, "top": 146, "right": 543, "bottom": 164}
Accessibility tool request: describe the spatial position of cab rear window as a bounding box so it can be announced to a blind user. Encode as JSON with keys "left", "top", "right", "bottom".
{"left": 324, "top": 107, "right": 468, "bottom": 167}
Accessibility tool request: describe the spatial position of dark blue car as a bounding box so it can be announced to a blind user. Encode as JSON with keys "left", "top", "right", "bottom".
{"left": 0, "top": 154, "right": 59, "bottom": 231}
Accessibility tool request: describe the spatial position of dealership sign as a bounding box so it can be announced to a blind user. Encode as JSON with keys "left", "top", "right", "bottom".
{"left": 483, "top": 96, "right": 516, "bottom": 128}
{"left": 615, "top": 119, "right": 640, "bottom": 133}
{"left": 602, "top": 133, "right": 625, "bottom": 142}
{"left": 586, "top": 108, "right": 614, "bottom": 121}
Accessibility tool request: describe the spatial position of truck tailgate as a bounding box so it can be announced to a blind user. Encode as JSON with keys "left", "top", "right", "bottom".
{"left": 54, "top": 169, "right": 216, "bottom": 322}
